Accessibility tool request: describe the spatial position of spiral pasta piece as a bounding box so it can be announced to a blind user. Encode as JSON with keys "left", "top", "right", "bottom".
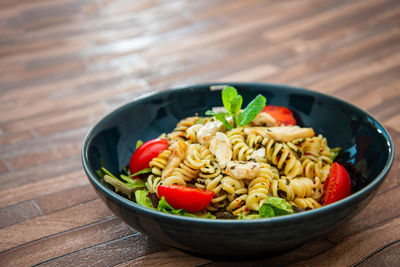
{"left": 315, "top": 162, "right": 331, "bottom": 183}
{"left": 264, "top": 138, "right": 302, "bottom": 179}
{"left": 301, "top": 135, "right": 334, "bottom": 163}
{"left": 227, "top": 194, "right": 248, "bottom": 216}
{"left": 207, "top": 191, "right": 229, "bottom": 212}
{"left": 149, "top": 149, "right": 171, "bottom": 176}
{"left": 301, "top": 158, "right": 316, "bottom": 180}
{"left": 167, "top": 117, "right": 200, "bottom": 142}
{"left": 301, "top": 158, "right": 331, "bottom": 183}
{"left": 246, "top": 163, "right": 276, "bottom": 211}
{"left": 165, "top": 144, "right": 206, "bottom": 185}
{"left": 162, "top": 173, "right": 187, "bottom": 186}
{"left": 284, "top": 141, "right": 303, "bottom": 159}
{"left": 186, "top": 124, "right": 203, "bottom": 143}
{"left": 246, "top": 134, "right": 264, "bottom": 149}
{"left": 198, "top": 161, "right": 224, "bottom": 193}
{"left": 290, "top": 198, "right": 322, "bottom": 210}
{"left": 195, "top": 160, "right": 230, "bottom": 211}
{"left": 270, "top": 177, "right": 322, "bottom": 201}
{"left": 227, "top": 128, "right": 254, "bottom": 161}
{"left": 221, "top": 176, "right": 249, "bottom": 215}
{"left": 145, "top": 174, "right": 162, "bottom": 193}
{"left": 221, "top": 176, "right": 246, "bottom": 195}
{"left": 185, "top": 144, "right": 206, "bottom": 169}
{"left": 199, "top": 145, "right": 214, "bottom": 161}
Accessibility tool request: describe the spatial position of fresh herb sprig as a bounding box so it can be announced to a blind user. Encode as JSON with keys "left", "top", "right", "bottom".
{"left": 206, "top": 86, "right": 266, "bottom": 129}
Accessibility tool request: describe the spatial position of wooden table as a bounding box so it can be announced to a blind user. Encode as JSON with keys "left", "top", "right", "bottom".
{"left": 1, "top": 0, "right": 399, "bottom": 266}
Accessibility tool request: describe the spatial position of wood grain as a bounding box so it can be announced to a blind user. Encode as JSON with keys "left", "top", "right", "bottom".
{"left": 288, "top": 217, "right": 400, "bottom": 267}
{"left": 0, "top": 199, "right": 112, "bottom": 251}
{"left": 0, "top": 0, "right": 399, "bottom": 266}
{"left": 0, "top": 217, "right": 135, "bottom": 267}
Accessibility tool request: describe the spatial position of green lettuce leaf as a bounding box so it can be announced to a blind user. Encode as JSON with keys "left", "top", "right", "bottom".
{"left": 120, "top": 174, "right": 146, "bottom": 188}
{"left": 259, "top": 204, "right": 275, "bottom": 217}
{"left": 157, "top": 196, "right": 196, "bottom": 217}
{"left": 259, "top": 197, "right": 294, "bottom": 218}
{"left": 135, "top": 190, "right": 154, "bottom": 209}
{"left": 129, "top": 168, "right": 151, "bottom": 177}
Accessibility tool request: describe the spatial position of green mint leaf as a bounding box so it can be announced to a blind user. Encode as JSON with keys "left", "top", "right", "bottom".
{"left": 205, "top": 110, "right": 215, "bottom": 116}
{"left": 222, "top": 86, "right": 238, "bottom": 113}
{"left": 214, "top": 113, "right": 232, "bottom": 130}
{"left": 129, "top": 168, "right": 151, "bottom": 177}
{"left": 135, "top": 140, "right": 144, "bottom": 149}
{"left": 205, "top": 110, "right": 232, "bottom": 129}
{"left": 230, "top": 95, "right": 241, "bottom": 127}
{"left": 135, "top": 190, "right": 154, "bottom": 209}
{"left": 231, "top": 95, "right": 243, "bottom": 115}
{"left": 230, "top": 95, "right": 243, "bottom": 127}
{"left": 238, "top": 94, "right": 266, "bottom": 126}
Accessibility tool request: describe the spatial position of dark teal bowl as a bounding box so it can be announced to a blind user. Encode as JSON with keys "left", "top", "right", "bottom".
{"left": 82, "top": 83, "right": 394, "bottom": 257}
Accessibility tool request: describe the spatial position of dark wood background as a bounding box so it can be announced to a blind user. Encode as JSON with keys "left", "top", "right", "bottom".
{"left": 0, "top": 0, "right": 399, "bottom": 266}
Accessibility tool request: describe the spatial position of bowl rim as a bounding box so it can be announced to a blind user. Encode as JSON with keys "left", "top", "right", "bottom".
{"left": 81, "top": 82, "right": 395, "bottom": 225}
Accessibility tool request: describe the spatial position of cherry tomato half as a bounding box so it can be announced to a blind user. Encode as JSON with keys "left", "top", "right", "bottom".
{"left": 129, "top": 138, "right": 169, "bottom": 178}
{"left": 262, "top": 105, "right": 296, "bottom": 126}
{"left": 321, "top": 162, "right": 351, "bottom": 205}
{"left": 157, "top": 185, "right": 214, "bottom": 213}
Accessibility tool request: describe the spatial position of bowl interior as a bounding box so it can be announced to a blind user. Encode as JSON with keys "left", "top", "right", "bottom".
{"left": 84, "top": 83, "right": 392, "bottom": 194}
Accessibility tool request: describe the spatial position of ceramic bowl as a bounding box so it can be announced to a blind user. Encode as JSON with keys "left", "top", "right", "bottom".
{"left": 82, "top": 82, "right": 394, "bottom": 257}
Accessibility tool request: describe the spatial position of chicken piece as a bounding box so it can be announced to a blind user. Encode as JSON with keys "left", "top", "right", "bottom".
{"left": 162, "top": 141, "right": 188, "bottom": 179}
{"left": 248, "top": 147, "right": 266, "bottom": 162}
{"left": 244, "top": 126, "right": 315, "bottom": 142}
{"left": 186, "top": 124, "right": 203, "bottom": 142}
{"left": 197, "top": 119, "right": 224, "bottom": 145}
{"left": 250, "top": 112, "right": 277, "bottom": 127}
{"left": 244, "top": 127, "right": 270, "bottom": 137}
{"left": 223, "top": 161, "right": 260, "bottom": 180}
{"left": 209, "top": 132, "right": 232, "bottom": 169}
{"left": 266, "top": 125, "right": 315, "bottom": 142}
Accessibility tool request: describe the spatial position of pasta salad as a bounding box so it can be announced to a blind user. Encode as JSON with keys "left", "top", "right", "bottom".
{"left": 97, "top": 86, "right": 351, "bottom": 219}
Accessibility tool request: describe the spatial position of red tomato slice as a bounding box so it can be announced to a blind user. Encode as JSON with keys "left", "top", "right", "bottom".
{"left": 321, "top": 162, "right": 351, "bottom": 205}
{"left": 262, "top": 105, "right": 296, "bottom": 125}
{"left": 157, "top": 185, "right": 214, "bottom": 213}
{"left": 129, "top": 138, "right": 169, "bottom": 178}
